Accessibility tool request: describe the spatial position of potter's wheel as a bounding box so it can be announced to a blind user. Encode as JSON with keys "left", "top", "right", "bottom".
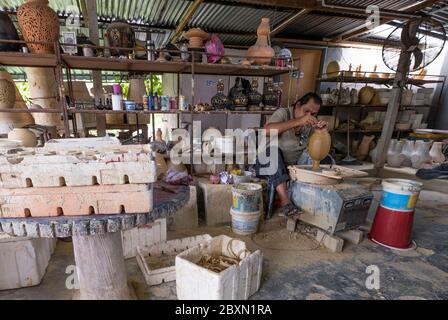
{"left": 288, "top": 164, "right": 368, "bottom": 185}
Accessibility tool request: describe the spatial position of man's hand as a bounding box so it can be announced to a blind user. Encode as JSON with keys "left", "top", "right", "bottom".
{"left": 314, "top": 120, "right": 328, "bottom": 130}
{"left": 295, "top": 114, "right": 318, "bottom": 127}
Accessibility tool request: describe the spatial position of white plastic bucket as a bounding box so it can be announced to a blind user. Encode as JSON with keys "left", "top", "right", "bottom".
{"left": 230, "top": 208, "right": 261, "bottom": 236}
{"left": 381, "top": 179, "right": 423, "bottom": 211}
{"left": 231, "top": 183, "right": 262, "bottom": 213}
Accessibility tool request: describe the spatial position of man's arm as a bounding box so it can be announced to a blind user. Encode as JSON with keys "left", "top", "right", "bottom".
{"left": 264, "top": 114, "right": 318, "bottom": 136}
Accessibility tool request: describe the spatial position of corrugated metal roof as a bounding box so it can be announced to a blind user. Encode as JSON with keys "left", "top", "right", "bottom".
{"left": 188, "top": 2, "right": 294, "bottom": 33}
{"left": 0, "top": 0, "right": 447, "bottom": 48}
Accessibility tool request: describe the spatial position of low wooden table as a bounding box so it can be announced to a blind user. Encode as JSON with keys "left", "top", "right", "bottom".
{"left": 0, "top": 182, "right": 189, "bottom": 300}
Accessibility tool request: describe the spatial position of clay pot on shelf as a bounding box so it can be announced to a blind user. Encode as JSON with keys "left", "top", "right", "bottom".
{"left": 105, "top": 21, "right": 135, "bottom": 56}
{"left": 0, "top": 12, "right": 20, "bottom": 52}
{"left": 211, "top": 79, "right": 229, "bottom": 110}
{"left": 358, "top": 86, "right": 375, "bottom": 105}
{"left": 17, "top": 0, "right": 60, "bottom": 54}
{"left": 0, "top": 70, "right": 16, "bottom": 109}
{"left": 429, "top": 142, "right": 445, "bottom": 163}
{"left": 8, "top": 128, "right": 37, "bottom": 147}
{"left": 247, "top": 78, "right": 263, "bottom": 111}
{"left": 184, "top": 28, "right": 209, "bottom": 49}
{"left": 308, "top": 129, "right": 331, "bottom": 170}
{"left": 410, "top": 140, "right": 432, "bottom": 169}
{"left": 326, "top": 61, "right": 340, "bottom": 77}
{"left": 247, "top": 18, "right": 275, "bottom": 65}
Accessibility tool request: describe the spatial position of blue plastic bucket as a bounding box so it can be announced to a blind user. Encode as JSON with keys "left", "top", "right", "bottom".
{"left": 380, "top": 179, "right": 423, "bottom": 212}
{"left": 231, "top": 183, "right": 262, "bottom": 213}
{"left": 230, "top": 208, "right": 261, "bottom": 235}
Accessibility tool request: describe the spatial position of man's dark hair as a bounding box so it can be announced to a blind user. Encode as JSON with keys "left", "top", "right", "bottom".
{"left": 294, "top": 92, "right": 322, "bottom": 107}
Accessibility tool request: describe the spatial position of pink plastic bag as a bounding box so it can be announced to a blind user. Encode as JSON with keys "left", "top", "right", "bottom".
{"left": 205, "top": 34, "right": 225, "bottom": 64}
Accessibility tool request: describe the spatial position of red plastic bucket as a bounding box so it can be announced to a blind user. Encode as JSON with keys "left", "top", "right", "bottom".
{"left": 369, "top": 205, "right": 415, "bottom": 249}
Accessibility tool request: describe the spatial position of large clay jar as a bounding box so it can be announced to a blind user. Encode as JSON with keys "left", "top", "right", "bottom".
{"left": 25, "top": 67, "right": 61, "bottom": 128}
{"left": 429, "top": 142, "right": 445, "bottom": 163}
{"left": 0, "top": 70, "right": 15, "bottom": 109}
{"left": 0, "top": 12, "right": 20, "bottom": 52}
{"left": 308, "top": 129, "right": 331, "bottom": 170}
{"left": 355, "top": 135, "right": 375, "bottom": 161}
{"left": 17, "top": 0, "right": 60, "bottom": 54}
{"left": 247, "top": 18, "right": 275, "bottom": 65}
{"left": 105, "top": 21, "right": 135, "bottom": 56}
{"left": 8, "top": 128, "right": 37, "bottom": 147}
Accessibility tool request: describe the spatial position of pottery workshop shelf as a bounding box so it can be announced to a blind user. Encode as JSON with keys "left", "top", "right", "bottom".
{"left": 0, "top": 52, "right": 57, "bottom": 68}
{"left": 317, "top": 75, "right": 445, "bottom": 85}
{"left": 61, "top": 54, "right": 295, "bottom": 77}
{"left": 67, "top": 108, "right": 276, "bottom": 115}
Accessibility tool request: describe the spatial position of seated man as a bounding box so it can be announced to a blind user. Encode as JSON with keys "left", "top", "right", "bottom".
{"left": 256, "top": 92, "right": 328, "bottom": 217}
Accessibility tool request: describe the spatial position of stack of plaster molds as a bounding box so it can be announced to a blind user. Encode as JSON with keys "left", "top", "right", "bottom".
{"left": 0, "top": 144, "right": 157, "bottom": 218}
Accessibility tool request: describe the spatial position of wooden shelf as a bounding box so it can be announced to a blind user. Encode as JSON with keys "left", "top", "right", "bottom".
{"left": 317, "top": 75, "right": 444, "bottom": 85}
{"left": 322, "top": 104, "right": 432, "bottom": 109}
{"left": 333, "top": 129, "right": 413, "bottom": 133}
{"left": 0, "top": 52, "right": 57, "bottom": 68}
{"left": 68, "top": 108, "right": 275, "bottom": 115}
{"left": 62, "top": 55, "right": 295, "bottom": 76}
{"left": 0, "top": 108, "right": 62, "bottom": 113}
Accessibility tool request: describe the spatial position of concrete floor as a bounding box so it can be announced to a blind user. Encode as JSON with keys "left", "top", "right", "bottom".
{"left": 1, "top": 187, "right": 447, "bottom": 300}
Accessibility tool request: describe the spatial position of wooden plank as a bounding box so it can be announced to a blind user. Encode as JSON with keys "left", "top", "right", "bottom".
{"left": 170, "top": 0, "right": 204, "bottom": 44}
{"left": 0, "top": 52, "right": 57, "bottom": 67}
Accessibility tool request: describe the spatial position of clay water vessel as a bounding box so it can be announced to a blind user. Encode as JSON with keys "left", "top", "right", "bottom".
{"left": 308, "top": 129, "right": 331, "bottom": 170}
{"left": 247, "top": 18, "right": 275, "bottom": 65}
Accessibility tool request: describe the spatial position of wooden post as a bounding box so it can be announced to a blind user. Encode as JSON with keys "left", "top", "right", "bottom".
{"left": 72, "top": 232, "right": 131, "bottom": 300}
{"left": 84, "top": 0, "right": 106, "bottom": 136}
{"left": 374, "top": 19, "right": 421, "bottom": 169}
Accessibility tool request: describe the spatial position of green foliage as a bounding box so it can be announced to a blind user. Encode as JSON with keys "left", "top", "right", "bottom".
{"left": 16, "top": 82, "right": 32, "bottom": 104}
{"left": 145, "top": 75, "right": 163, "bottom": 96}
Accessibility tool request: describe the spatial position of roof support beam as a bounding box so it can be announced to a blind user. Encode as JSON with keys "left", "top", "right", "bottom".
{"left": 170, "top": 0, "right": 204, "bottom": 44}
{"left": 328, "top": 0, "right": 441, "bottom": 42}
{"left": 270, "top": 9, "right": 310, "bottom": 36}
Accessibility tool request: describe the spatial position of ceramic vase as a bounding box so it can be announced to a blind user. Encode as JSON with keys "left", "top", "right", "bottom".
{"left": 247, "top": 78, "right": 263, "bottom": 111}
{"left": 410, "top": 141, "right": 432, "bottom": 169}
{"left": 229, "top": 78, "right": 248, "bottom": 111}
{"left": 429, "top": 142, "right": 445, "bottom": 163}
{"left": 105, "top": 21, "right": 135, "bottom": 56}
{"left": 211, "top": 79, "right": 229, "bottom": 110}
{"left": 308, "top": 129, "right": 331, "bottom": 170}
{"left": 0, "top": 12, "right": 20, "bottom": 52}
{"left": 8, "top": 128, "right": 37, "bottom": 147}
{"left": 247, "top": 18, "right": 275, "bottom": 65}
{"left": 401, "top": 140, "right": 415, "bottom": 167}
{"left": 0, "top": 71, "right": 15, "bottom": 109}
{"left": 263, "top": 78, "right": 278, "bottom": 110}
{"left": 17, "top": 0, "right": 60, "bottom": 54}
